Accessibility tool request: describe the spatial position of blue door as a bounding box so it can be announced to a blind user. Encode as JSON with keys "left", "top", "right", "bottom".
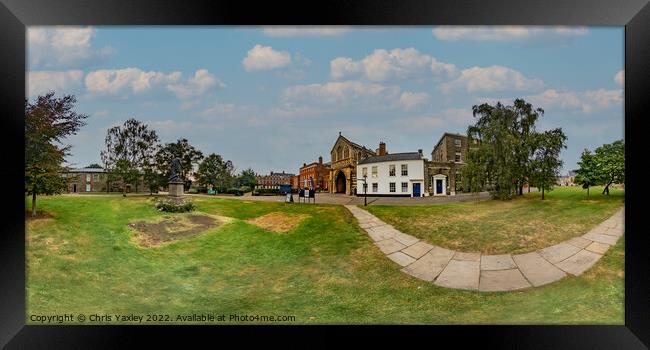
{"left": 413, "top": 183, "right": 421, "bottom": 197}
{"left": 436, "top": 179, "right": 443, "bottom": 194}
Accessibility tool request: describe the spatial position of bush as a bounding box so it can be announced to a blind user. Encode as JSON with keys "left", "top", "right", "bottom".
{"left": 252, "top": 188, "right": 280, "bottom": 196}
{"left": 239, "top": 186, "right": 251, "bottom": 193}
{"left": 155, "top": 198, "right": 195, "bottom": 212}
{"left": 187, "top": 188, "right": 199, "bottom": 194}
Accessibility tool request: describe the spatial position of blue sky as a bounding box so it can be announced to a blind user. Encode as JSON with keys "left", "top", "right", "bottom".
{"left": 27, "top": 26, "right": 624, "bottom": 175}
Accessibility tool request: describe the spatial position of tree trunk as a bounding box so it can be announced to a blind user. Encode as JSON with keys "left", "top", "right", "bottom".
{"left": 602, "top": 180, "right": 612, "bottom": 195}
{"left": 528, "top": 185, "right": 531, "bottom": 193}
{"left": 587, "top": 186, "right": 590, "bottom": 197}
{"left": 31, "top": 191, "right": 37, "bottom": 216}
{"left": 542, "top": 187, "right": 545, "bottom": 200}
{"left": 519, "top": 185, "right": 523, "bottom": 196}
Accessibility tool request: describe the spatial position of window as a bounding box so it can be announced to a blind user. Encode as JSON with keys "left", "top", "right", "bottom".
{"left": 93, "top": 174, "right": 99, "bottom": 181}
{"left": 86, "top": 174, "right": 91, "bottom": 182}
{"left": 389, "top": 182, "right": 396, "bottom": 193}
{"left": 371, "top": 166, "right": 378, "bottom": 178}
{"left": 455, "top": 138, "right": 462, "bottom": 148}
{"left": 472, "top": 138, "right": 478, "bottom": 145}
{"left": 372, "top": 183, "right": 378, "bottom": 192}
{"left": 362, "top": 167, "right": 367, "bottom": 177}
{"left": 401, "top": 182, "right": 408, "bottom": 192}
{"left": 389, "top": 165, "right": 396, "bottom": 176}
{"left": 455, "top": 152, "right": 462, "bottom": 162}
{"left": 343, "top": 147, "right": 349, "bottom": 159}
{"left": 401, "top": 164, "right": 408, "bottom": 176}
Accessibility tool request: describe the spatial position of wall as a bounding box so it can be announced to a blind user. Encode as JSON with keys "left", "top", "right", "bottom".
{"left": 356, "top": 159, "right": 426, "bottom": 196}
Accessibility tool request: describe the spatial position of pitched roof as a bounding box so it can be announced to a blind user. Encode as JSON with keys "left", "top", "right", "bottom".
{"left": 357, "top": 152, "right": 423, "bottom": 165}
{"left": 329, "top": 134, "right": 376, "bottom": 155}
{"left": 65, "top": 167, "right": 106, "bottom": 173}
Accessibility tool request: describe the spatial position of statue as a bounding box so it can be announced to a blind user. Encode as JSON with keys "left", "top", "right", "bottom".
{"left": 169, "top": 157, "right": 182, "bottom": 183}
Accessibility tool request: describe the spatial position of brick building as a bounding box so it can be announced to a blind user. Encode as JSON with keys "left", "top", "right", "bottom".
{"left": 61, "top": 167, "right": 146, "bottom": 193}
{"left": 299, "top": 156, "right": 331, "bottom": 190}
{"left": 426, "top": 132, "right": 478, "bottom": 195}
{"left": 256, "top": 171, "right": 294, "bottom": 189}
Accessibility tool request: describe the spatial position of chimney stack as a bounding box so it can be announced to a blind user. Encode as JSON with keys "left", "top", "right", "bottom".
{"left": 418, "top": 149, "right": 423, "bottom": 158}
{"left": 319, "top": 156, "right": 323, "bottom": 164}
{"left": 378, "top": 142, "right": 387, "bottom": 156}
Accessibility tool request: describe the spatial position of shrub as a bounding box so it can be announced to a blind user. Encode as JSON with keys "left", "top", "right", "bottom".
{"left": 252, "top": 188, "right": 280, "bottom": 196}
{"left": 187, "top": 188, "right": 199, "bottom": 194}
{"left": 155, "top": 198, "right": 195, "bottom": 212}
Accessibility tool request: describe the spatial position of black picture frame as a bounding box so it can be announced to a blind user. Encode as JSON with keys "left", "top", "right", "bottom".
{"left": 1, "top": 0, "right": 648, "bottom": 348}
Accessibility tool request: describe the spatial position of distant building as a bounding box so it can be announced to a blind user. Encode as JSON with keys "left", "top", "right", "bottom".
{"left": 290, "top": 175, "right": 300, "bottom": 190}
{"left": 256, "top": 171, "right": 295, "bottom": 189}
{"left": 356, "top": 150, "right": 426, "bottom": 197}
{"left": 61, "top": 167, "right": 145, "bottom": 193}
{"left": 328, "top": 133, "right": 377, "bottom": 195}
{"left": 299, "top": 156, "right": 331, "bottom": 190}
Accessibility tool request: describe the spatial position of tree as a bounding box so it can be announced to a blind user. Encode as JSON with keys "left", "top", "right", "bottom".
{"left": 574, "top": 149, "right": 598, "bottom": 196}
{"left": 86, "top": 163, "right": 103, "bottom": 169}
{"left": 154, "top": 138, "right": 204, "bottom": 190}
{"left": 528, "top": 128, "right": 567, "bottom": 199}
{"left": 100, "top": 118, "right": 159, "bottom": 196}
{"left": 237, "top": 168, "right": 258, "bottom": 188}
{"left": 464, "top": 98, "right": 566, "bottom": 200}
{"left": 593, "top": 140, "right": 624, "bottom": 195}
{"left": 197, "top": 153, "right": 236, "bottom": 190}
{"left": 25, "top": 92, "right": 88, "bottom": 216}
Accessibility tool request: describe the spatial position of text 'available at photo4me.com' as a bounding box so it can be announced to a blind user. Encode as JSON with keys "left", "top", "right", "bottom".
{"left": 29, "top": 313, "right": 297, "bottom": 324}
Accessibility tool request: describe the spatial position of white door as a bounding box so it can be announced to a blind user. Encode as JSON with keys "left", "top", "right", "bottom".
{"left": 86, "top": 184, "right": 91, "bottom": 192}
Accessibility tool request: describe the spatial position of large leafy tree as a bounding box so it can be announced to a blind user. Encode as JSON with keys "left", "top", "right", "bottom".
{"left": 154, "top": 138, "right": 204, "bottom": 190}
{"left": 237, "top": 168, "right": 258, "bottom": 188}
{"left": 197, "top": 153, "right": 236, "bottom": 190}
{"left": 594, "top": 140, "right": 624, "bottom": 195}
{"left": 528, "top": 128, "right": 567, "bottom": 199}
{"left": 574, "top": 149, "right": 599, "bottom": 196}
{"left": 464, "top": 98, "right": 565, "bottom": 200}
{"left": 25, "top": 92, "right": 88, "bottom": 216}
{"left": 100, "top": 118, "right": 159, "bottom": 195}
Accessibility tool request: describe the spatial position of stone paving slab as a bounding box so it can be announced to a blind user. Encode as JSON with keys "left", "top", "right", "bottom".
{"left": 582, "top": 232, "right": 619, "bottom": 245}
{"left": 375, "top": 238, "right": 406, "bottom": 255}
{"left": 512, "top": 252, "right": 566, "bottom": 287}
{"left": 401, "top": 241, "right": 434, "bottom": 259}
{"left": 566, "top": 237, "right": 592, "bottom": 249}
{"left": 585, "top": 241, "right": 610, "bottom": 254}
{"left": 393, "top": 232, "right": 420, "bottom": 247}
{"left": 539, "top": 242, "right": 582, "bottom": 264}
{"left": 479, "top": 269, "right": 532, "bottom": 292}
{"left": 366, "top": 226, "right": 397, "bottom": 242}
{"left": 481, "top": 254, "right": 517, "bottom": 271}
{"left": 453, "top": 251, "right": 481, "bottom": 262}
{"left": 387, "top": 251, "right": 417, "bottom": 267}
{"left": 555, "top": 249, "right": 602, "bottom": 275}
{"left": 346, "top": 205, "right": 623, "bottom": 292}
{"left": 402, "top": 247, "right": 454, "bottom": 281}
{"left": 434, "top": 259, "right": 480, "bottom": 290}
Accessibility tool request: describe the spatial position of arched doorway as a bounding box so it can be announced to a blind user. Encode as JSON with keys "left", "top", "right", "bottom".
{"left": 335, "top": 171, "right": 346, "bottom": 193}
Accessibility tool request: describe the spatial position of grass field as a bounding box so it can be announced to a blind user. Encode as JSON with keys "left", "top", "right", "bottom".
{"left": 25, "top": 191, "right": 624, "bottom": 324}
{"left": 365, "top": 186, "right": 624, "bottom": 254}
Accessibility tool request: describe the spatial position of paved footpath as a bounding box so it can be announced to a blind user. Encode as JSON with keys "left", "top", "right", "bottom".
{"left": 344, "top": 205, "right": 624, "bottom": 292}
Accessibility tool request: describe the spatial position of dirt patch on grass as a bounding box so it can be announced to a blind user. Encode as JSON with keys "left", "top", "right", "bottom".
{"left": 129, "top": 213, "right": 229, "bottom": 247}
{"left": 246, "top": 212, "right": 309, "bottom": 233}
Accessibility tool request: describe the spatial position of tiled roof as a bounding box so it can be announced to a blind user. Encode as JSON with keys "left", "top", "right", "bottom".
{"left": 357, "top": 152, "right": 423, "bottom": 165}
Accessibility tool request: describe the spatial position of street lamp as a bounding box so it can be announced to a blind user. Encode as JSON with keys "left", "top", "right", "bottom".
{"left": 362, "top": 174, "right": 368, "bottom": 206}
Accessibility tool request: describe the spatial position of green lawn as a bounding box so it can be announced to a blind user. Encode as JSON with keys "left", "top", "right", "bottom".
{"left": 365, "top": 186, "right": 624, "bottom": 254}
{"left": 26, "top": 192, "right": 624, "bottom": 324}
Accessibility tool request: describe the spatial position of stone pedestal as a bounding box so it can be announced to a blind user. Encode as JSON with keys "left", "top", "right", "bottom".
{"left": 168, "top": 182, "right": 184, "bottom": 197}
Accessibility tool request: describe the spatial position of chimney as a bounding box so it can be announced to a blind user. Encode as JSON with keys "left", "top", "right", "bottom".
{"left": 319, "top": 156, "right": 323, "bottom": 164}
{"left": 378, "top": 142, "right": 387, "bottom": 156}
{"left": 418, "top": 149, "right": 423, "bottom": 158}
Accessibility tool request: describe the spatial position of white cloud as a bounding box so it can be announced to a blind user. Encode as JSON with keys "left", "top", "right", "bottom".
{"left": 432, "top": 26, "right": 588, "bottom": 41}
{"left": 440, "top": 65, "right": 544, "bottom": 93}
{"left": 615, "top": 70, "right": 624, "bottom": 86}
{"left": 480, "top": 88, "right": 623, "bottom": 114}
{"left": 399, "top": 91, "right": 430, "bottom": 110}
{"left": 331, "top": 48, "right": 455, "bottom": 81}
{"left": 84, "top": 68, "right": 182, "bottom": 95}
{"left": 262, "top": 26, "right": 350, "bottom": 37}
{"left": 242, "top": 45, "right": 291, "bottom": 72}
{"left": 283, "top": 80, "right": 400, "bottom": 105}
{"left": 166, "top": 69, "right": 224, "bottom": 99}
{"left": 199, "top": 102, "right": 235, "bottom": 118}
{"left": 28, "top": 26, "right": 114, "bottom": 68}
{"left": 27, "top": 70, "right": 84, "bottom": 96}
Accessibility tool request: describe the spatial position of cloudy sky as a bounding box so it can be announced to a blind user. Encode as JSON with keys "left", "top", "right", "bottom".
{"left": 27, "top": 26, "right": 624, "bottom": 175}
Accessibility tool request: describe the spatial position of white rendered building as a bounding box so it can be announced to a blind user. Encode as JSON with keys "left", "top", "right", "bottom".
{"left": 355, "top": 151, "right": 427, "bottom": 197}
